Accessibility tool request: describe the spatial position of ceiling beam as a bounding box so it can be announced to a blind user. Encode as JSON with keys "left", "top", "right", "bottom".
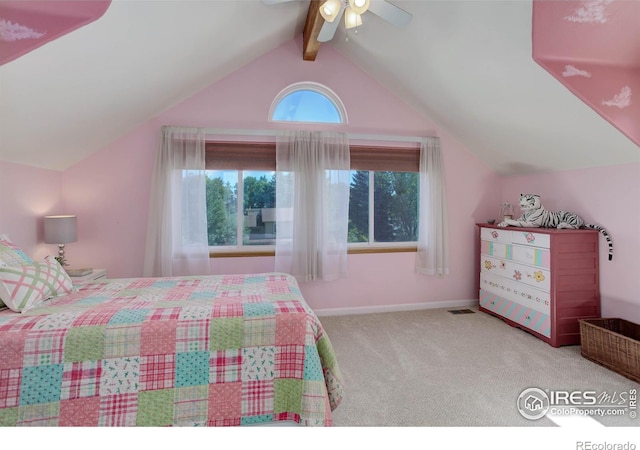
{"left": 303, "top": 0, "right": 324, "bottom": 61}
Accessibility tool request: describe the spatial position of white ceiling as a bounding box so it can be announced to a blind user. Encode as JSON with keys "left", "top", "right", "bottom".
{"left": 1, "top": 0, "right": 638, "bottom": 174}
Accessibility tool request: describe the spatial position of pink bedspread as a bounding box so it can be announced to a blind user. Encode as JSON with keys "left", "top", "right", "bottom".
{"left": 0, "top": 273, "right": 343, "bottom": 426}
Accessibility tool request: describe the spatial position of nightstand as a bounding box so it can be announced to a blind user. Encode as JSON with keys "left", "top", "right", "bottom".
{"left": 69, "top": 269, "right": 107, "bottom": 286}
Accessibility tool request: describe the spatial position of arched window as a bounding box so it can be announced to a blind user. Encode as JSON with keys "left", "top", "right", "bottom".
{"left": 269, "top": 82, "right": 347, "bottom": 124}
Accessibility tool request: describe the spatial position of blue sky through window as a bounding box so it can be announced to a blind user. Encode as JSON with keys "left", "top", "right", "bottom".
{"left": 272, "top": 90, "right": 342, "bottom": 123}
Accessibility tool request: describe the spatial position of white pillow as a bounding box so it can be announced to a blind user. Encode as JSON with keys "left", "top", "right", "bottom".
{"left": 0, "top": 234, "right": 35, "bottom": 309}
{"left": 0, "top": 256, "right": 75, "bottom": 313}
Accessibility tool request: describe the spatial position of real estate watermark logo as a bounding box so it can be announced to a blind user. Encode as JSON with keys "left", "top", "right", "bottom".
{"left": 517, "top": 387, "right": 637, "bottom": 420}
{"left": 517, "top": 387, "right": 551, "bottom": 420}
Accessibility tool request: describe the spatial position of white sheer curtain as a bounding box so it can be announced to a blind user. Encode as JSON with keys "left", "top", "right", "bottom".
{"left": 416, "top": 137, "right": 450, "bottom": 276}
{"left": 143, "top": 126, "right": 211, "bottom": 277}
{"left": 275, "top": 131, "right": 350, "bottom": 282}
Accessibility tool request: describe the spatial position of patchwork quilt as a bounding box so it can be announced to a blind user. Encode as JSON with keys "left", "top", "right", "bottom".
{"left": 0, "top": 273, "right": 343, "bottom": 426}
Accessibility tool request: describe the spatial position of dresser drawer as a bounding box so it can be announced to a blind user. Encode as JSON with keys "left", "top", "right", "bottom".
{"left": 481, "top": 254, "right": 550, "bottom": 291}
{"left": 480, "top": 288, "right": 551, "bottom": 338}
{"left": 480, "top": 227, "right": 510, "bottom": 244}
{"left": 481, "top": 227, "right": 551, "bottom": 249}
{"left": 480, "top": 272, "right": 550, "bottom": 315}
{"left": 481, "top": 241, "right": 550, "bottom": 269}
{"left": 511, "top": 244, "right": 550, "bottom": 268}
{"left": 510, "top": 230, "right": 550, "bottom": 249}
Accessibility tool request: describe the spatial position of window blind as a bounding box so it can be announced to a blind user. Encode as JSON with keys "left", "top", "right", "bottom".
{"left": 205, "top": 142, "right": 419, "bottom": 172}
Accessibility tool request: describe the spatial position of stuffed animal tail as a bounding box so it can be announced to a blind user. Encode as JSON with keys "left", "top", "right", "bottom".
{"left": 584, "top": 224, "right": 613, "bottom": 261}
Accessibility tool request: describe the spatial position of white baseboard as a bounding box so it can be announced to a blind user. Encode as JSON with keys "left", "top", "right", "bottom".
{"left": 314, "top": 299, "right": 479, "bottom": 317}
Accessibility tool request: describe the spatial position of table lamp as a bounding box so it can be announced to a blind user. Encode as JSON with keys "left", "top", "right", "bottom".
{"left": 44, "top": 215, "right": 77, "bottom": 267}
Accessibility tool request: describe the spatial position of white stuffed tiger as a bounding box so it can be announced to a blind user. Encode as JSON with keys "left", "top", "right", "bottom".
{"left": 498, "top": 194, "right": 613, "bottom": 261}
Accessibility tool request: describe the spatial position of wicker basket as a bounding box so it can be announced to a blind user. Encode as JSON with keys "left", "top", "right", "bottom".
{"left": 579, "top": 318, "right": 640, "bottom": 383}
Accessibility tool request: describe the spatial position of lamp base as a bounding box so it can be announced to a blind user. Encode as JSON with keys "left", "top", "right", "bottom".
{"left": 56, "top": 244, "right": 69, "bottom": 267}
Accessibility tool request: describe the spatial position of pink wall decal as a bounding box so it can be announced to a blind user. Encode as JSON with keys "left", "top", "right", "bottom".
{"left": 563, "top": 0, "right": 612, "bottom": 24}
{"left": 0, "top": 17, "right": 45, "bottom": 42}
{"left": 562, "top": 65, "right": 592, "bottom": 78}
{"left": 532, "top": 0, "right": 640, "bottom": 146}
{"left": 0, "top": 0, "right": 111, "bottom": 66}
{"left": 602, "top": 85, "right": 631, "bottom": 108}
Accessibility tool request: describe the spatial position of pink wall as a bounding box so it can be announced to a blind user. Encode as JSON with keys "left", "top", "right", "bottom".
{"left": 0, "top": 161, "right": 64, "bottom": 260}
{"left": 62, "top": 37, "right": 500, "bottom": 312}
{"left": 501, "top": 162, "right": 640, "bottom": 323}
{"left": 61, "top": 124, "right": 157, "bottom": 277}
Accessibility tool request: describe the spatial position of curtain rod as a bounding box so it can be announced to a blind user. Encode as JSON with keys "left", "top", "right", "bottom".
{"left": 201, "top": 128, "right": 429, "bottom": 144}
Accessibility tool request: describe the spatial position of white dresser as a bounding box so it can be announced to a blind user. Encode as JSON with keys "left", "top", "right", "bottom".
{"left": 477, "top": 224, "right": 600, "bottom": 347}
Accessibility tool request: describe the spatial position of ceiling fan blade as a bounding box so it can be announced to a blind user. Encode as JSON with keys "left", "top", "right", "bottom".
{"left": 368, "top": 0, "right": 412, "bottom": 28}
{"left": 317, "top": 4, "right": 346, "bottom": 42}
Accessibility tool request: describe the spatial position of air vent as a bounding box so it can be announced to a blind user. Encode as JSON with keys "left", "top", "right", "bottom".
{"left": 448, "top": 309, "right": 475, "bottom": 315}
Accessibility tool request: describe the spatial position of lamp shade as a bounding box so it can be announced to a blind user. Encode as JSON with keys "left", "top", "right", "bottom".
{"left": 348, "top": 0, "right": 370, "bottom": 15}
{"left": 344, "top": 8, "right": 362, "bottom": 29}
{"left": 44, "top": 215, "right": 77, "bottom": 244}
{"left": 319, "top": 0, "right": 341, "bottom": 22}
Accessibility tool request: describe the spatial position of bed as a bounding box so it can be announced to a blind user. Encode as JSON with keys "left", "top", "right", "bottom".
{"left": 0, "top": 239, "right": 343, "bottom": 427}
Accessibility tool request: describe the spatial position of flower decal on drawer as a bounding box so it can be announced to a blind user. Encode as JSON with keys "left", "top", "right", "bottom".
{"left": 491, "top": 231, "right": 499, "bottom": 239}
{"left": 484, "top": 260, "right": 494, "bottom": 270}
{"left": 513, "top": 270, "right": 522, "bottom": 281}
{"left": 533, "top": 271, "right": 545, "bottom": 283}
{"left": 525, "top": 232, "right": 535, "bottom": 243}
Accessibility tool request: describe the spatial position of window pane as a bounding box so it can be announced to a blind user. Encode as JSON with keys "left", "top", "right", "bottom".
{"left": 374, "top": 172, "right": 418, "bottom": 243}
{"left": 243, "top": 171, "right": 276, "bottom": 246}
{"left": 348, "top": 170, "right": 369, "bottom": 243}
{"left": 206, "top": 170, "right": 237, "bottom": 246}
{"left": 272, "top": 90, "right": 341, "bottom": 123}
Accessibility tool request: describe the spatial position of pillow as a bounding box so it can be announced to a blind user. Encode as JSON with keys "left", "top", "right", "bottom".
{"left": 0, "top": 235, "right": 34, "bottom": 267}
{"left": 0, "top": 256, "right": 75, "bottom": 313}
{"left": 0, "top": 235, "right": 35, "bottom": 309}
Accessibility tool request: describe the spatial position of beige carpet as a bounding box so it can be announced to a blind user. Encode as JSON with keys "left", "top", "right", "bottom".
{"left": 319, "top": 306, "right": 639, "bottom": 427}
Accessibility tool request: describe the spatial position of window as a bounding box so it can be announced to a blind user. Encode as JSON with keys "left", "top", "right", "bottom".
{"left": 205, "top": 142, "right": 276, "bottom": 252}
{"left": 348, "top": 145, "right": 420, "bottom": 248}
{"left": 206, "top": 170, "right": 276, "bottom": 248}
{"left": 269, "top": 82, "right": 347, "bottom": 124}
{"left": 348, "top": 171, "right": 419, "bottom": 245}
{"left": 205, "top": 142, "right": 419, "bottom": 254}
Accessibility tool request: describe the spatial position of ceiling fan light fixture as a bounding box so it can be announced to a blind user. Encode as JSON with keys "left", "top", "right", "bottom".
{"left": 348, "top": 0, "right": 370, "bottom": 15}
{"left": 344, "top": 8, "right": 362, "bottom": 29}
{"left": 319, "top": 0, "right": 341, "bottom": 23}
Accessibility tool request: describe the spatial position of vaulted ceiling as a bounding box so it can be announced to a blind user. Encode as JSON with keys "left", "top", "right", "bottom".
{"left": 1, "top": 0, "right": 638, "bottom": 174}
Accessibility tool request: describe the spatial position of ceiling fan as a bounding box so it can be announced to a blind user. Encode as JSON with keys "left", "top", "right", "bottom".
{"left": 262, "top": 0, "right": 412, "bottom": 43}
